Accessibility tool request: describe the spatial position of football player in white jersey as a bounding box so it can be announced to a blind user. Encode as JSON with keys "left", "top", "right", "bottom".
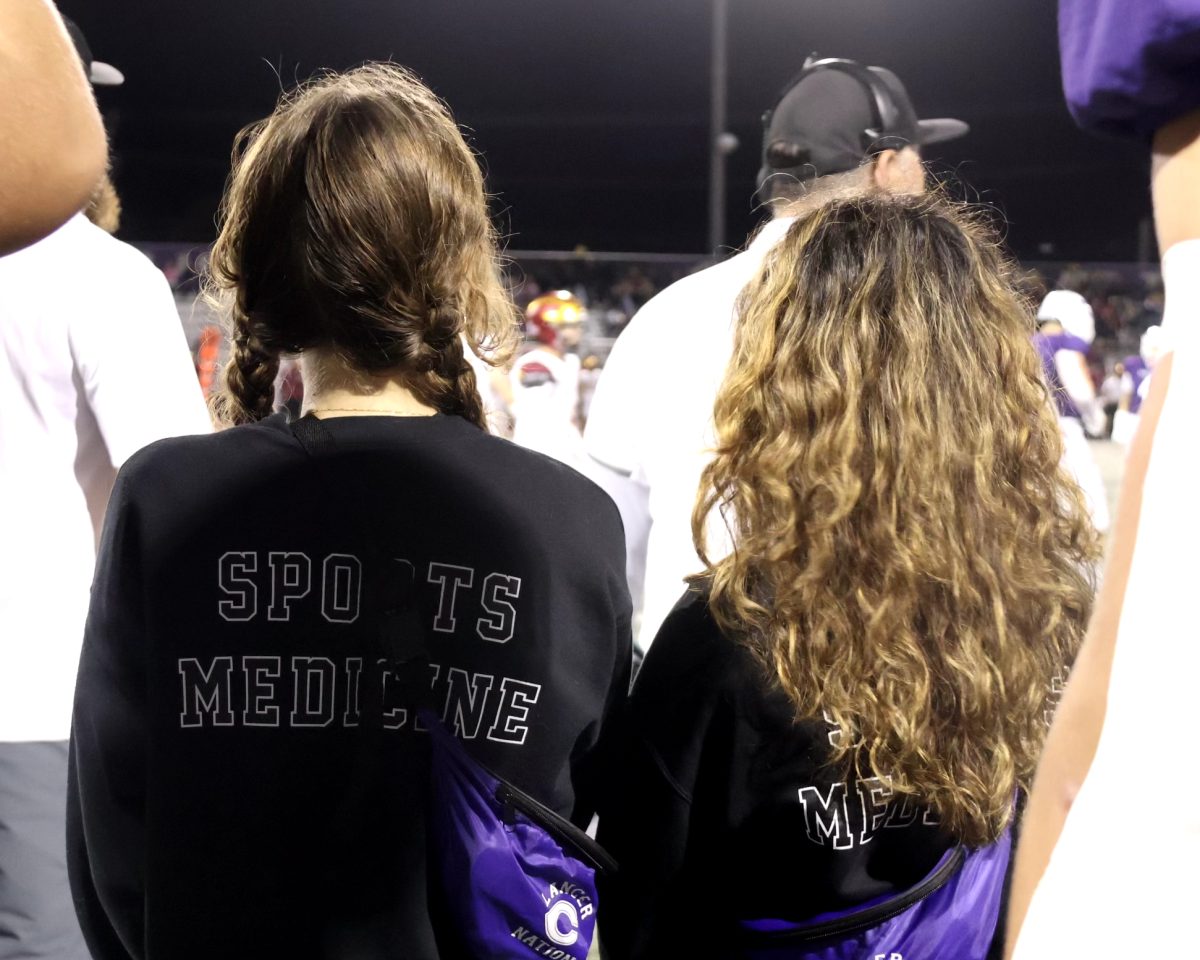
{"left": 1111, "top": 323, "right": 1167, "bottom": 444}
{"left": 509, "top": 291, "right": 586, "bottom": 465}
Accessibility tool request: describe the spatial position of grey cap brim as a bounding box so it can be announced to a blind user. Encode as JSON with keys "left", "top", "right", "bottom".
{"left": 90, "top": 61, "right": 124, "bottom": 86}
{"left": 917, "top": 118, "right": 969, "bottom": 144}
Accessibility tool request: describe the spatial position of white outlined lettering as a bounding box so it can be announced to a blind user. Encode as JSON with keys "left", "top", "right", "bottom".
{"left": 174, "top": 654, "right": 543, "bottom": 738}
{"left": 1045, "top": 668, "right": 1069, "bottom": 727}
{"left": 442, "top": 668, "right": 495, "bottom": 738}
{"left": 798, "top": 783, "right": 854, "bottom": 850}
{"left": 885, "top": 793, "right": 921, "bottom": 829}
{"left": 857, "top": 777, "right": 894, "bottom": 845}
{"left": 486, "top": 678, "right": 541, "bottom": 745}
{"left": 427, "top": 563, "right": 474, "bottom": 633}
{"left": 243, "top": 655, "right": 282, "bottom": 726}
{"left": 821, "top": 710, "right": 845, "bottom": 749}
{"left": 382, "top": 659, "right": 407, "bottom": 730}
{"left": 343, "top": 657, "right": 363, "bottom": 727}
{"left": 477, "top": 573, "right": 521, "bottom": 644}
{"left": 179, "top": 657, "right": 236, "bottom": 727}
{"left": 321, "top": 554, "right": 361, "bottom": 623}
{"left": 218, "top": 552, "right": 257, "bottom": 621}
{"left": 290, "top": 657, "right": 336, "bottom": 727}
{"left": 268, "top": 552, "right": 311, "bottom": 621}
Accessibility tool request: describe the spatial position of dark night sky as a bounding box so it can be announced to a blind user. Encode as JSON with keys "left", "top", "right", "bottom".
{"left": 61, "top": 0, "right": 1152, "bottom": 260}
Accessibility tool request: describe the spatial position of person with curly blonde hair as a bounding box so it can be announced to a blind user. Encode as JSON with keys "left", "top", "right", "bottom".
{"left": 598, "top": 191, "right": 1098, "bottom": 960}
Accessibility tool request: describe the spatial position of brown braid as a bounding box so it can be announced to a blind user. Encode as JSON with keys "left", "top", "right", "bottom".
{"left": 446, "top": 349, "right": 488, "bottom": 431}
{"left": 209, "top": 325, "right": 279, "bottom": 426}
{"left": 390, "top": 302, "right": 485, "bottom": 430}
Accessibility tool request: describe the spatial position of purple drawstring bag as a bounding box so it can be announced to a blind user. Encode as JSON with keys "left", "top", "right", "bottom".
{"left": 422, "top": 708, "right": 614, "bottom": 960}
{"left": 738, "top": 826, "right": 1012, "bottom": 960}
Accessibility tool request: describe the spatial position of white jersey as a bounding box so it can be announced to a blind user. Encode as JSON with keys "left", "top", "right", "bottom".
{"left": 1057, "top": 417, "right": 1110, "bottom": 534}
{"left": 509, "top": 346, "right": 583, "bottom": 465}
{"left": 0, "top": 215, "right": 212, "bottom": 741}
{"left": 583, "top": 217, "right": 793, "bottom": 650}
{"left": 1012, "top": 239, "right": 1200, "bottom": 958}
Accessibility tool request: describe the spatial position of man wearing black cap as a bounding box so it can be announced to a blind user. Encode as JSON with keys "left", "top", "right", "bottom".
{"left": 756, "top": 56, "right": 967, "bottom": 205}
{"left": 61, "top": 16, "right": 125, "bottom": 233}
{"left": 583, "top": 57, "right": 968, "bottom": 652}
{"left": 0, "top": 19, "right": 210, "bottom": 959}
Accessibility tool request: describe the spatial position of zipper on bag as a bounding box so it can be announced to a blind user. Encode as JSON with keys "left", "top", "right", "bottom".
{"left": 494, "top": 781, "right": 619, "bottom": 876}
{"left": 747, "top": 845, "right": 965, "bottom": 946}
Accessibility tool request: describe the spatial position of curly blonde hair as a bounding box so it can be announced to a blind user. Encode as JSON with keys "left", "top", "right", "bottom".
{"left": 206, "top": 63, "right": 519, "bottom": 427}
{"left": 695, "top": 192, "right": 1099, "bottom": 847}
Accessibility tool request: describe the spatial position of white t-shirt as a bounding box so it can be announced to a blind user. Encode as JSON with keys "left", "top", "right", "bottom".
{"left": 0, "top": 215, "right": 213, "bottom": 741}
{"left": 584, "top": 217, "right": 793, "bottom": 650}
{"left": 1012, "top": 238, "right": 1200, "bottom": 957}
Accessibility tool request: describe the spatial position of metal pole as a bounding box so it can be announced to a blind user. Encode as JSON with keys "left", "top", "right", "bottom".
{"left": 707, "top": 0, "right": 729, "bottom": 254}
{"left": 1136, "top": 216, "right": 1155, "bottom": 263}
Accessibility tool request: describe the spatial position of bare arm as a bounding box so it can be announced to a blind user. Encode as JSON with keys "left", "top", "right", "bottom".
{"left": 1004, "top": 107, "right": 1200, "bottom": 957}
{"left": 1004, "top": 354, "right": 1170, "bottom": 956}
{"left": 1151, "top": 110, "right": 1200, "bottom": 253}
{"left": 0, "top": 0, "right": 107, "bottom": 254}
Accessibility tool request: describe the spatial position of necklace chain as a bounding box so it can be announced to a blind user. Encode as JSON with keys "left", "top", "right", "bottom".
{"left": 308, "top": 406, "right": 434, "bottom": 416}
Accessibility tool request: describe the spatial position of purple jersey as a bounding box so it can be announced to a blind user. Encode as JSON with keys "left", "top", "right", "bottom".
{"left": 1123, "top": 354, "right": 1151, "bottom": 414}
{"left": 1034, "top": 331, "right": 1091, "bottom": 419}
{"left": 1060, "top": 0, "right": 1200, "bottom": 140}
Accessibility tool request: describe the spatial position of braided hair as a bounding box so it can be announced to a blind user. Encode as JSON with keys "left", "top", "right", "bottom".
{"left": 206, "top": 64, "right": 518, "bottom": 428}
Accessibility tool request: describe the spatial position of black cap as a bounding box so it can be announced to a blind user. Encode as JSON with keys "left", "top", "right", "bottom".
{"left": 757, "top": 57, "right": 967, "bottom": 193}
{"left": 61, "top": 17, "right": 124, "bottom": 86}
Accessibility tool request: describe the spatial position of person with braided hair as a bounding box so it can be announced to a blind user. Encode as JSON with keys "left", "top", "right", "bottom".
{"left": 67, "top": 64, "right": 631, "bottom": 960}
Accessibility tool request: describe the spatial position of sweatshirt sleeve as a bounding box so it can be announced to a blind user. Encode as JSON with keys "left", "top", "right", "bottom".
{"left": 67, "top": 465, "right": 149, "bottom": 960}
{"left": 570, "top": 500, "right": 635, "bottom": 826}
{"left": 596, "top": 596, "right": 724, "bottom": 957}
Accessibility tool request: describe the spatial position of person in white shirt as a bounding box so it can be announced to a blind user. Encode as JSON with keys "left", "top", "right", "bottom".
{"left": 584, "top": 56, "right": 968, "bottom": 650}
{"left": 509, "top": 290, "right": 586, "bottom": 465}
{"left": 1032, "top": 290, "right": 1110, "bottom": 532}
{"left": 0, "top": 24, "right": 212, "bottom": 958}
{"left": 1111, "top": 322, "right": 1166, "bottom": 445}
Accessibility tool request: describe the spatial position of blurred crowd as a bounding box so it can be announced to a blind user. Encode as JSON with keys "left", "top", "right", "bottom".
{"left": 142, "top": 245, "right": 1167, "bottom": 442}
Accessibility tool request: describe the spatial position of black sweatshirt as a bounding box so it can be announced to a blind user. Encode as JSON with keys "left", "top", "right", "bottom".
{"left": 68, "top": 412, "right": 632, "bottom": 960}
{"left": 596, "top": 589, "right": 954, "bottom": 958}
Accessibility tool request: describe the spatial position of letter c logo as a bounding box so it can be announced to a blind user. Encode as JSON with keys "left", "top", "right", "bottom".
{"left": 545, "top": 900, "right": 579, "bottom": 946}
